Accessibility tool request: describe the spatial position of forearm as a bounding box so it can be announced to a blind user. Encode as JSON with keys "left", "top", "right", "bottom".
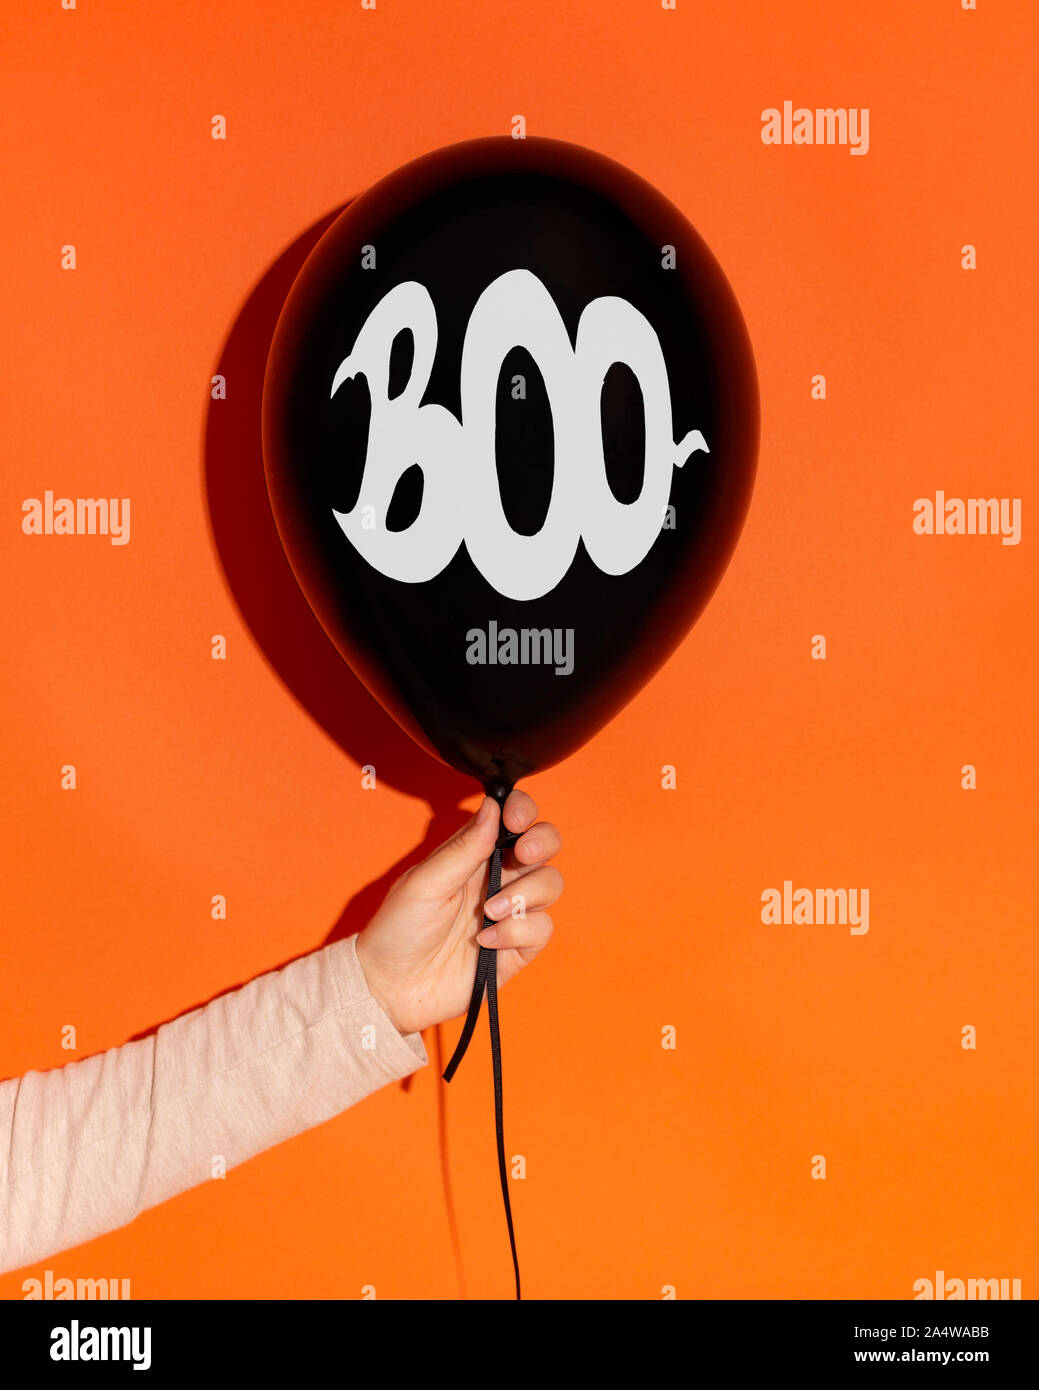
{"left": 0, "top": 934, "right": 426, "bottom": 1275}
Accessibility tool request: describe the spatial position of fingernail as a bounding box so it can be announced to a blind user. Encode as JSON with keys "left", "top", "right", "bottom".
{"left": 476, "top": 796, "right": 496, "bottom": 827}
{"left": 485, "top": 895, "right": 508, "bottom": 918}
{"left": 477, "top": 926, "right": 498, "bottom": 947}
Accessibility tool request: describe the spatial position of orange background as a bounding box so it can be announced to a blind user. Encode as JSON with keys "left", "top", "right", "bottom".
{"left": 2, "top": 0, "right": 1036, "bottom": 1300}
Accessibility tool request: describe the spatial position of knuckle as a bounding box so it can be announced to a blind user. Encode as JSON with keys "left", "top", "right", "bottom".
{"left": 447, "top": 831, "right": 470, "bottom": 857}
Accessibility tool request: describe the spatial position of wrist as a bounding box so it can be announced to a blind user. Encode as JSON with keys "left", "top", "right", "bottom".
{"left": 354, "top": 933, "right": 410, "bottom": 1037}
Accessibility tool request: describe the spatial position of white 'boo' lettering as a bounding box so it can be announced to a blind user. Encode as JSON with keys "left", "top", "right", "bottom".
{"left": 330, "top": 268, "right": 708, "bottom": 601}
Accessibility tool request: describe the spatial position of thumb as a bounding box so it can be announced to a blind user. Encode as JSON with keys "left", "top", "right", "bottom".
{"left": 412, "top": 796, "right": 500, "bottom": 897}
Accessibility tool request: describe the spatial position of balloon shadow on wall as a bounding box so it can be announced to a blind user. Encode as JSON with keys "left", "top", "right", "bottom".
{"left": 202, "top": 206, "right": 474, "bottom": 1297}
{"left": 203, "top": 204, "right": 471, "bottom": 812}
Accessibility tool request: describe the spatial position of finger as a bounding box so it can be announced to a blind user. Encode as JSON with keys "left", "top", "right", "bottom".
{"left": 477, "top": 910, "right": 554, "bottom": 954}
{"left": 409, "top": 796, "right": 499, "bottom": 897}
{"left": 501, "top": 789, "right": 538, "bottom": 837}
{"left": 504, "top": 820, "right": 561, "bottom": 871}
{"left": 485, "top": 865, "right": 563, "bottom": 919}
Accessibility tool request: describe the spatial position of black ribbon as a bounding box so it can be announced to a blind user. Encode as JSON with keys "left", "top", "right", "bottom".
{"left": 442, "top": 800, "right": 522, "bottom": 1300}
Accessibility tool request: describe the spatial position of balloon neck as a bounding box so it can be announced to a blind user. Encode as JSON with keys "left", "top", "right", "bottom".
{"left": 482, "top": 777, "right": 513, "bottom": 807}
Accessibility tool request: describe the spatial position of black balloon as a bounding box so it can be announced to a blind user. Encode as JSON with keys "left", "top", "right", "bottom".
{"left": 262, "top": 137, "right": 758, "bottom": 796}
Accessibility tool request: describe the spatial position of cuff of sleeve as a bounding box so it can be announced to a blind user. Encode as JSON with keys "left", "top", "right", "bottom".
{"left": 328, "top": 934, "right": 429, "bottom": 1076}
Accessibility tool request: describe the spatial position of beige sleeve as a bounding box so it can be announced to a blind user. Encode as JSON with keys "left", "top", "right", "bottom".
{"left": 0, "top": 934, "right": 428, "bottom": 1275}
